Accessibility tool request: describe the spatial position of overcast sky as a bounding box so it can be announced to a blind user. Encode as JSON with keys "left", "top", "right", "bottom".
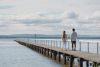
{"left": 0, "top": 0, "right": 100, "bottom": 35}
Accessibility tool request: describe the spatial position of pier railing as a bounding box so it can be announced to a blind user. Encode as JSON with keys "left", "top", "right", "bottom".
{"left": 19, "top": 39, "right": 100, "bottom": 54}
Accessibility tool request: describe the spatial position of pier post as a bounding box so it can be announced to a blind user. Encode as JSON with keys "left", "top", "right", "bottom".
{"left": 40, "top": 47, "right": 42, "bottom": 54}
{"left": 80, "top": 58, "right": 83, "bottom": 67}
{"left": 53, "top": 51, "right": 57, "bottom": 60}
{"left": 47, "top": 49, "right": 49, "bottom": 56}
{"left": 93, "top": 62, "right": 98, "bottom": 67}
{"left": 36, "top": 46, "right": 38, "bottom": 51}
{"left": 70, "top": 55, "right": 74, "bottom": 67}
{"left": 37, "top": 46, "right": 39, "bottom": 52}
{"left": 38, "top": 47, "right": 40, "bottom": 53}
{"left": 34, "top": 46, "right": 36, "bottom": 50}
{"left": 44, "top": 48, "right": 46, "bottom": 55}
{"left": 86, "top": 60, "right": 89, "bottom": 67}
{"left": 42, "top": 47, "right": 43, "bottom": 54}
{"left": 63, "top": 54, "right": 67, "bottom": 64}
{"left": 58, "top": 52, "right": 61, "bottom": 62}
{"left": 50, "top": 50, "right": 53, "bottom": 58}
{"left": 32, "top": 45, "right": 34, "bottom": 50}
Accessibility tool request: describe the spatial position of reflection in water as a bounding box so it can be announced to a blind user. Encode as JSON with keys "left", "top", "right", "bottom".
{"left": 0, "top": 39, "right": 61, "bottom": 67}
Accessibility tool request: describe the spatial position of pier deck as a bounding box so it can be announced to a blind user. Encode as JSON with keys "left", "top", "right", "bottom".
{"left": 15, "top": 40, "right": 100, "bottom": 67}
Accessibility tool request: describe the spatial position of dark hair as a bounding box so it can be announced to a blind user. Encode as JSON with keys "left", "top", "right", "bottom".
{"left": 72, "top": 28, "right": 75, "bottom": 31}
{"left": 63, "top": 31, "right": 66, "bottom": 38}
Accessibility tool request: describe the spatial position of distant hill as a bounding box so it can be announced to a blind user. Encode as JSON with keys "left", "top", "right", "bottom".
{"left": 0, "top": 34, "right": 61, "bottom": 39}
{"left": 78, "top": 35, "right": 100, "bottom": 39}
{"left": 0, "top": 34, "right": 100, "bottom": 39}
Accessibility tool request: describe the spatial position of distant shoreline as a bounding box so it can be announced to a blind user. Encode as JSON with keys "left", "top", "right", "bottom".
{"left": 0, "top": 37, "right": 100, "bottom": 39}
{"left": 0, "top": 34, "right": 100, "bottom": 39}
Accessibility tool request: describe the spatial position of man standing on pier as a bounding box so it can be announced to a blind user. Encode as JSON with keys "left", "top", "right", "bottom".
{"left": 71, "top": 28, "right": 77, "bottom": 51}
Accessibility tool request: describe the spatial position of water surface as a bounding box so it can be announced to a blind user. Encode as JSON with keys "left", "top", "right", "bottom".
{"left": 0, "top": 39, "right": 61, "bottom": 67}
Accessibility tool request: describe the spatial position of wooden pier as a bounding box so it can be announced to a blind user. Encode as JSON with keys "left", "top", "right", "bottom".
{"left": 15, "top": 40, "right": 100, "bottom": 67}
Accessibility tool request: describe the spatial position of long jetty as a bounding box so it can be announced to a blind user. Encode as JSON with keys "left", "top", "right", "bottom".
{"left": 15, "top": 39, "right": 100, "bottom": 67}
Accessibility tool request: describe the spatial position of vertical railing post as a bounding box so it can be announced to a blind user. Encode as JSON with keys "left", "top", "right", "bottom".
{"left": 97, "top": 42, "right": 99, "bottom": 54}
{"left": 40, "top": 40, "right": 41, "bottom": 44}
{"left": 68, "top": 41, "right": 69, "bottom": 50}
{"left": 43, "top": 40, "right": 44, "bottom": 44}
{"left": 55, "top": 40, "right": 57, "bottom": 47}
{"left": 60, "top": 40, "right": 61, "bottom": 48}
{"left": 51, "top": 40, "right": 52, "bottom": 48}
{"left": 43, "top": 40, "right": 45, "bottom": 44}
{"left": 38, "top": 40, "right": 39, "bottom": 44}
{"left": 55, "top": 41, "right": 56, "bottom": 47}
{"left": 48, "top": 40, "right": 50, "bottom": 45}
{"left": 35, "top": 39, "right": 37, "bottom": 44}
{"left": 55, "top": 41, "right": 57, "bottom": 47}
{"left": 41, "top": 40, "right": 42, "bottom": 44}
{"left": 80, "top": 42, "right": 81, "bottom": 51}
{"left": 35, "top": 34, "right": 36, "bottom": 44}
{"left": 47, "top": 40, "right": 49, "bottom": 46}
{"left": 44, "top": 40, "right": 45, "bottom": 45}
{"left": 53, "top": 40, "right": 54, "bottom": 47}
{"left": 87, "top": 42, "right": 89, "bottom": 53}
{"left": 45, "top": 40, "right": 46, "bottom": 45}
{"left": 45, "top": 40, "right": 48, "bottom": 46}
{"left": 47, "top": 40, "right": 48, "bottom": 46}
{"left": 54, "top": 40, "right": 55, "bottom": 47}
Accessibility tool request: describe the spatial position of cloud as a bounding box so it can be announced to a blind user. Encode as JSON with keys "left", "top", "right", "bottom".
{"left": 0, "top": 10, "right": 100, "bottom": 35}
{"left": 11, "top": 15, "right": 62, "bottom": 26}
{"left": 60, "top": 10, "right": 100, "bottom": 35}
{"left": 0, "top": 4, "right": 14, "bottom": 9}
{"left": 67, "top": 11, "right": 79, "bottom": 19}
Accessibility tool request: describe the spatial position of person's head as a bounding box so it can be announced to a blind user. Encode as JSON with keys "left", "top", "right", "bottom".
{"left": 63, "top": 30, "right": 66, "bottom": 34}
{"left": 72, "top": 28, "right": 75, "bottom": 32}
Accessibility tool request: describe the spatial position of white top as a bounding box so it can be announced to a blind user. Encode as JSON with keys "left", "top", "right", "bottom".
{"left": 71, "top": 31, "right": 77, "bottom": 41}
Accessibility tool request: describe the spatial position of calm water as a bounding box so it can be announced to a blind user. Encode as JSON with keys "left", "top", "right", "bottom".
{"left": 0, "top": 39, "right": 61, "bottom": 67}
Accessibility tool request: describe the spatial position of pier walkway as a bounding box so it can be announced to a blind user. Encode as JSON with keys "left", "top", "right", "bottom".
{"left": 15, "top": 39, "right": 100, "bottom": 67}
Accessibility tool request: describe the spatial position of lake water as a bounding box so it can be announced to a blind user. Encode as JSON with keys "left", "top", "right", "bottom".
{"left": 0, "top": 38, "right": 61, "bottom": 67}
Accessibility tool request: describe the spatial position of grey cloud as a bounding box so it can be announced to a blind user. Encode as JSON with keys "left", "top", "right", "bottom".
{"left": 86, "top": 0, "right": 100, "bottom": 5}
{"left": 77, "top": 16, "right": 100, "bottom": 25}
{"left": 0, "top": 24, "right": 8, "bottom": 27}
{"left": 67, "top": 12, "right": 79, "bottom": 19}
{"left": 13, "top": 18, "right": 62, "bottom": 25}
{"left": 0, "top": 5, "right": 14, "bottom": 9}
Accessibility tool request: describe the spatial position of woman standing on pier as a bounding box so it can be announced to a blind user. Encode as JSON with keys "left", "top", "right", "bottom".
{"left": 62, "top": 31, "right": 67, "bottom": 50}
